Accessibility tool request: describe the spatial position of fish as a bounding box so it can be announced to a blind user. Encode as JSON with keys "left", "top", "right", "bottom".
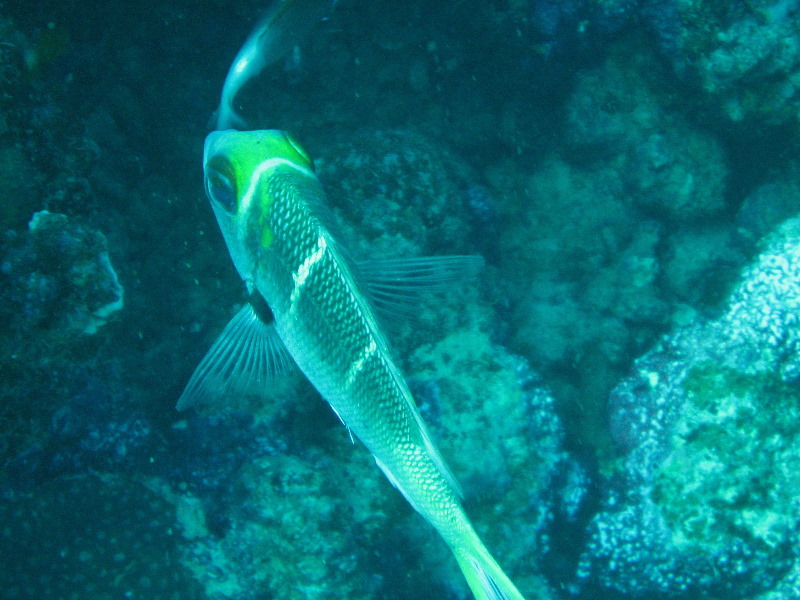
{"left": 214, "top": 0, "right": 333, "bottom": 130}
{"left": 179, "top": 129, "right": 527, "bottom": 600}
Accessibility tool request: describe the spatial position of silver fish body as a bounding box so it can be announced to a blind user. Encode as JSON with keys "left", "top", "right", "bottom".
{"left": 181, "top": 129, "right": 527, "bottom": 600}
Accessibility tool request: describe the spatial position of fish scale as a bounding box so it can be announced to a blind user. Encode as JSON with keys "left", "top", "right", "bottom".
{"left": 263, "top": 167, "right": 449, "bottom": 502}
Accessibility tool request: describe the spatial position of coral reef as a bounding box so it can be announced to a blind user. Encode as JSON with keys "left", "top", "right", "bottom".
{"left": 491, "top": 146, "right": 676, "bottom": 451}
{"left": 180, "top": 447, "right": 390, "bottom": 600}
{"left": 661, "top": 226, "right": 746, "bottom": 307}
{"left": 0, "top": 473, "right": 202, "bottom": 599}
{"left": 491, "top": 37, "right": 752, "bottom": 457}
{"left": 564, "top": 42, "right": 729, "bottom": 222}
{"left": 577, "top": 217, "right": 800, "bottom": 597}
{"left": 1, "top": 1, "right": 800, "bottom": 599}
{"left": 2, "top": 210, "right": 123, "bottom": 336}
{"left": 316, "top": 129, "right": 477, "bottom": 259}
{"left": 643, "top": 0, "right": 800, "bottom": 126}
{"left": 723, "top": 218, "right": 800, "bottom": 381}
{"left": 736, "top": 173, "right": 800, "bottom": 244}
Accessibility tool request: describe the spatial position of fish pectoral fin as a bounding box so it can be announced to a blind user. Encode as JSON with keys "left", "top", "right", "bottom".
{"left": 177, "top": 301, "right": 295, "bottom": 410}
{"left": 357, "top": 255, "right": 484, "bottom": 320}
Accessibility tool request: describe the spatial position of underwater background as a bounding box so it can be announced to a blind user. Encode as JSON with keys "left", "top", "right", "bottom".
{"left": 1, "top": 0, "right": 800, "bottom": 598}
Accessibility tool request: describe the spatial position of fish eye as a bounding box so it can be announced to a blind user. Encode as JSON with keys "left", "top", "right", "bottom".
{"left": 205, "top": 156, "right": 237, "bottom": 213}
{"left": 283, "top": 131, "right": 315, "bottom": 172}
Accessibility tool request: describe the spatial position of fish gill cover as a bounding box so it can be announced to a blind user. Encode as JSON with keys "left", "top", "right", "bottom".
{"left": 0, "top": 0, "right": 798, "bottom": 599}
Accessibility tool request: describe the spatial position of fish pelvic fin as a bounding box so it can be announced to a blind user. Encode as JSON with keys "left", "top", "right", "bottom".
{"left": 453, "top": 530, "right": 526, "bottom": 600}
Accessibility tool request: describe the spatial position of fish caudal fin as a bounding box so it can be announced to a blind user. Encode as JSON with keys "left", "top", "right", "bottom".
{"left": 453, "top": 531, "right": 526, "bottom": 600}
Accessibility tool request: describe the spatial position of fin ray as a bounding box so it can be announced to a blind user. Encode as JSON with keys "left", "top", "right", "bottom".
{"left": 358, "top": 255, "right": 484, "bottom": 322}
{"left": 177, "top": 302, "right": 295, "bottom": 410}
{"left": 454, "top": 537, "right": 526, "bottom": 600}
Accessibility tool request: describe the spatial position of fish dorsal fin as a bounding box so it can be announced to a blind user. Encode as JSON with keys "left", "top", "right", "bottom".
{"left": 356, "top": 255, "right": 481, "bottom": 499}
{"left": 177, "top": 300, "right": 295, "bottom": 410}
{"left": 357, "top": 255, "right": 484, "bottom": 320}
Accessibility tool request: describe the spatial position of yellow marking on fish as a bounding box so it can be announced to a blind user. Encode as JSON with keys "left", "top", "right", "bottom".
{"left": 260, "top": 226, "right": 273, "bottom": 248}
{"left": 345, "top": 338, "right": 378, "bottom": 388}
{"left": 290, "top": 235, "right": 327, "bottom": 307}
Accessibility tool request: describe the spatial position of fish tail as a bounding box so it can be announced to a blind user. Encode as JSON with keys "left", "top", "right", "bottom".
{"left": 453, "top": 529, "right": 526, "bottom": 600}
{"left": 214, "top": 101, "right": 249, "bottom": 132}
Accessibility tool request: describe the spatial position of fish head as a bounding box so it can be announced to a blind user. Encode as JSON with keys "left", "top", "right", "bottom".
{"left": 202, "top": 129, "right": 314, "bottom": 285}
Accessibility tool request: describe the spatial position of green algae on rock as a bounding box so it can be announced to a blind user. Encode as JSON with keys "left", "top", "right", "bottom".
{"left": 654, "top": 363, "right": 800, "bottom": 554}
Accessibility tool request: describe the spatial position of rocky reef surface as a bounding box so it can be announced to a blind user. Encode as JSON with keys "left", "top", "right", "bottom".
{"left": 578, "top": 218, "right": 800, "bottom": 597}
